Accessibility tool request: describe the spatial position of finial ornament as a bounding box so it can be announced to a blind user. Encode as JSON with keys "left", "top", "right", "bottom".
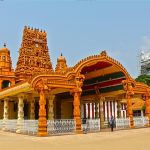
{"left": 4, "top": 43, "right": 6, "bottom": 47}
{"left": 100, "top": 50, "right": 107, "bottom": 56}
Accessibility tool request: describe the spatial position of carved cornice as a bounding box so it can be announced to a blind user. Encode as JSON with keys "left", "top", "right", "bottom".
{"left": 122, "top": 80, "right": 135, "bottom": 96}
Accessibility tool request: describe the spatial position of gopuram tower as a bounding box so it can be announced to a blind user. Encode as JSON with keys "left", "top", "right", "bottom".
{"left": 15, "top": 26, "right": 53, "bottom": 82}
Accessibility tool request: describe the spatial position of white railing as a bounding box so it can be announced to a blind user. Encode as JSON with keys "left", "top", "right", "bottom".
{"left": 0, "top": 119, "right": 38, "bottom": 135}
{"left": 47, "top": 119, "right": 76, "bottom": 135}
{"left": 20, "top": 120, "right": 38, "bottom": 135}
{"left": 5, "top": 120, "right": 17, "bottom": 132}
{"left": 82, "top": 119, "right": 100, "bottom": 132}
{"left": 133, "top": 116, "right": 149, "bottom": 127}
{"left": 116, "top": 118, "right": 130, "bottom": 129}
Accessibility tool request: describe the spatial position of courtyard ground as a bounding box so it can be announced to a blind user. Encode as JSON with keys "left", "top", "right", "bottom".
{"left": 0, "top": 128, "right": 149, "bottom": 150}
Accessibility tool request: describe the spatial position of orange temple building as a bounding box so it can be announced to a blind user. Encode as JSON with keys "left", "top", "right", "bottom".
{"left": 0, "top": 26, "right": 150, "bottom": 136}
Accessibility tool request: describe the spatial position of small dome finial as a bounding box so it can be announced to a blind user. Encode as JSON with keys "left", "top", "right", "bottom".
{"left": 4, "top": 43, "right": 6, "bottom": 47}
{"left": 61, "top": 53, "right": 63, "bottom": 56}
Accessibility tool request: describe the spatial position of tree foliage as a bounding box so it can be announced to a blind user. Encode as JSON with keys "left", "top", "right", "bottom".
{"left": 135, "top": 75, "right": 150, "bottom": 86}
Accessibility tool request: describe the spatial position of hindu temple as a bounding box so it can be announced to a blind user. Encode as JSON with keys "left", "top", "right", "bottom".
{"left": 0, "top": 26, "right": 150, "bottom": 136}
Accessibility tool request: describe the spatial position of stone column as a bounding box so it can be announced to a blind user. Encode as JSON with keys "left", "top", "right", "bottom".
{"left": 30, "top": 97, "right": 35, "bottom": 120}
{"left": 88, "top": 103, "right": 90, "bottom": 119}
{"left": 99, "top": 97, "right": 105, "bottom": 129}
{"left": 127, "top": 94, "right": 134, "bottom": 128}
{"left": 72, "top": 88, "right": 82, "bottom": 133}
{"left": 95, "top": 101, "right": 99, "bottom": 118}
{"left": 16, "top": 94, "right": 24, "bottom": 133}
{"left": 2, "top": 98, "right": 9, "bottom": 130}
{"left": 38, "top": 89, "right": 48, "bottom": 136}
{"left": 117, "top": 100, "right": 121, "bottom": 118}
{"left": 145, "top": 94, "right": 150, "bottom": 126}
{"left": 48, "top": 95, "right": 55, "bottom": 120}
{"left": 92, "top": 103, "right": 94, "bottom": 119}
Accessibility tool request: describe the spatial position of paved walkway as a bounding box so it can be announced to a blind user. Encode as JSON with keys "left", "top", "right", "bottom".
{"left": 0, "top": 128, "right": 150, "bottom": 150}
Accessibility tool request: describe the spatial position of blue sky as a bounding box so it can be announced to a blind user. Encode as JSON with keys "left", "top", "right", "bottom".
{"left": 0, "top": 0, "right": 150, "bottom": 78}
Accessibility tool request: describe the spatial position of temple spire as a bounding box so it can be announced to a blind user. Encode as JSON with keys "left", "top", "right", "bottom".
{"left": 15, "top": 26, "right": 53, "bottom": 82}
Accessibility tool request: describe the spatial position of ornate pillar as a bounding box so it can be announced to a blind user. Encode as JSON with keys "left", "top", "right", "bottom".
{"left": 72, "top": 88, "right": 82, "bottom": 133}
{"left": 127, "top": 94, "right": 134, "bottom": 128}
{"left": 99, "top": 97, "right": 105, "bottom": 129}
{"left": 117, "top": 100, "right": 121, "bottom": 118}
{"left": 30, "top": 97, "right": 35, "bottom": 120}
{"left": 122, "top": 80, "right": 134, "bottom": 128}
{"left": 38, "top": 89, "right": 48, "bottom": 136}
{"left": 95, "top": 101, "right": 99, "bottom": 118}
{"left": 3, "top": 98, "right": 9, "bottom": 130}
{"left": 48, "top": 95, "right": 55, "bottom": 120}
{"left": 16, "top": 94, "right": 24, "bottom": 133}
{"left": 145, "top": 93, "right": 150, "bottom": 126}
{"left": 72, "top": 74, "right": 84, "bottom": 133}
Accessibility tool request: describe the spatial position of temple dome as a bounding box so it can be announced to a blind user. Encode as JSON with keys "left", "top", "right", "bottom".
{"left": 0, "top": 44, "right": 13, "bottom": 72}
{"left": 0, "top": 44, "right": 10, "bottom": 54}
{"left": 0, "top": 47, "right": 9, "bottom": 51}
{"left": 55, "top": 53, "right": 68, "bottom": 73}
{"left": 57, "top": 53, "right": 66, "bottom": 62}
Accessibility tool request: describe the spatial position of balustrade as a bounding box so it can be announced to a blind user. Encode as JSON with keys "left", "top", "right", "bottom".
{"left": 47, "top": 119, "right": 76, "bottom": 135}
{"left": 116, "top": 117, "right": 149, "bottom": 129}
{"left": 133, "top": 116, "right": 149, "bottom": 127}
{"left": 116, "top": 118, "right": 130, "bottom": 129}
{"left": 81, "top": 119, "right": 100, "bottom": 132}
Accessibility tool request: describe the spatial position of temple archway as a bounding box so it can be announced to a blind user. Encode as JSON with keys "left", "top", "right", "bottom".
{"left": 72, "top": 51, "right": 133, "bottom": 122}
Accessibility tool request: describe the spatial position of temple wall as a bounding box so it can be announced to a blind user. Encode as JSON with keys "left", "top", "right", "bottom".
{"left": 61, "top": 101, "right": 73, "bottom": 119}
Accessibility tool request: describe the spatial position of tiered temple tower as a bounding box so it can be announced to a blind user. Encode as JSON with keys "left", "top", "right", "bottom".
{"left": 15, "top": 26, "right": 53, "bottom": 82}
{"left": 0, "top": 44, "right": 15, "bottom": 90}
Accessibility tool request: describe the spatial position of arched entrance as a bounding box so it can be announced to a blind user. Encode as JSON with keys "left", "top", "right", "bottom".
{"left": 73, "top": 51, "right": 132, "bottom": 127}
